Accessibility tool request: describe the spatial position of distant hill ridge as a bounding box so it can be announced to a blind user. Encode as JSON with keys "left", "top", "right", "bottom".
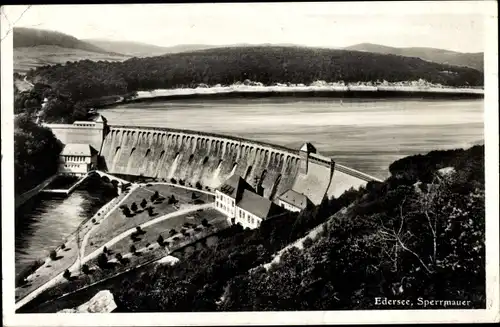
{"left": 346, "top": 43, "right": 483, "bottom": 71}
{"left": 27, "top": 44, "right": 483, "bottom": 104}
{"left": 13, "top": 27, "right": 122, "bottom": 56}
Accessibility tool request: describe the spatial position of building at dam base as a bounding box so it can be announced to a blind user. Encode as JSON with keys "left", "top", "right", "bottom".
{"left": 43, "top": 115, "right": 381, "bottom": 208}
{"left": 215, "top": 174, "right": 286, "bottom": 229}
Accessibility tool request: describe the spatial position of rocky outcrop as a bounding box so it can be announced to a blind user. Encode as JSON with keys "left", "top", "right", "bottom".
{"left": 58, "top": 290, "right": 117, "bottom": 313}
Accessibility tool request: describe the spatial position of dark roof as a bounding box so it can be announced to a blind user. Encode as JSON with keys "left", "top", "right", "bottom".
{"left": 300, "top": 142, "right": 317, "bottom": 153}
{"left": 237, "top": 190, "right": 283, "bottom": 220}
{"left": 217, "top": 174, "right": 255, "bottom": 201}
{"left": 278, "top": 189, "right": 310, "bottom": 210}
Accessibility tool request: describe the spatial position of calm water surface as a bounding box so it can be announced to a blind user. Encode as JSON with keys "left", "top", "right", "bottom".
{"left": 100, "top": 98, "right": 484, "bottom": 178}
{"left": 16, "top": 185, "right": 114, "bottom": 273}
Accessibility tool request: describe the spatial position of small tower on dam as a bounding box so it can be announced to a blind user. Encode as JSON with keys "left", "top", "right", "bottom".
{"left": 299, "top": 142, "right": 317, "bottom": 174}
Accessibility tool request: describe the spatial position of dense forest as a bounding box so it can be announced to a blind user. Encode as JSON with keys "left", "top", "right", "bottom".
{"left": 27, "top": 46, "right": 483, "bottom": 104}
{"left": 14, "top": 114, "right": 63, "bottom": 195}
{"left": 112, "top": 145, "right": 484, "bottom": 311}
{"left": 14, "top": 81, "right": 111, "bottom": 123}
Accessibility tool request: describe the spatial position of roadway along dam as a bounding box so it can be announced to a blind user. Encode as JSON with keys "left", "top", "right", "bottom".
{"left": 100, "top": 125, "right": 381, "bottom": 204}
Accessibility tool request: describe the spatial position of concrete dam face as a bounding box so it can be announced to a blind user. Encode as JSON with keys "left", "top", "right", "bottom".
{"left": 100, "top": 126, "right": 378, "bottom": 204}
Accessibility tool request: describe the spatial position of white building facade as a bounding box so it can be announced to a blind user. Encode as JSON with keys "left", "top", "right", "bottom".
{"left": 59, "top": 143, "right": 98, "bottom": 176}
{"left": 215, "top": 190, "right": 236, "bottom": 217}
{"left": 214, "top": 174, "right": 284, "bottom": 230}
{"left": 277, "top": 199, "right": 302, "bottom": 212}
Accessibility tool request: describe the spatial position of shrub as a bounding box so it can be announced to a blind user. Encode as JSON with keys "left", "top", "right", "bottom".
{"left": 195, "top": 182, "right": 202, "bottom": 190}
{"left": 192, "top": 192, "right": 198, "bottom": 200}
{"left": 141, "top": 199, "right": 148, "bottom": 209}
{"left": 49, "top": 250, "right": 57, "bottom": 261}
{"left": 136, "top": 226, "right": 143, "bottom": 234}
{"left": 169, "top": 229, "right": 177, "bottom": 236}
{"left": 61, "top": 243, "right": 66, "bottom": 250}
{"left": 81, "top": 264, "right": 90, "bottom": 274}
{"left": 131, "top": 202, "right": 138, "bottom": 212}
{"left": 103, "top": 246, "right": 108, "bottom": 254}
{"left": 63, "top": 269, "right": 71, "bottom": 280}
{"left": 130, "top": 245, "right": 136, "bottom": 254}
{"left": 115, "top": 253, "right": 123, "bottom": 261}
{"left": 97, "top": 253, "right": 108, "bottom": 268}
{"left": 168, "top": 195, "right": 177, "bottom": 204}
{"left": 122, "top": 207, "right": 131, "bottom": 217}
{"left": 179, "top": 179, "right": 185, "bottom": 186}
{"left": 170, "top": 178, "right": 177, "bottom": 184}
{"left": 201, "top": 219, "right": 209, "bottom": 227}
{"left": 91, "top": 218, "right": 96, "bottom": 224}
{"left": 157, "top": 235, "right": 164, "bottom": 246}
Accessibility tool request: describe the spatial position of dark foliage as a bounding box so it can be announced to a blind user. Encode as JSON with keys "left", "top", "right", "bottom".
{"left": 97, "top": 253, "right": 108, "bottom": 269}
{"left": 81, "top": 264, "right": 90, "bottom": 275}
{"left": 62, "top": 269, "right": 71, "bottom": 280}
{"left": 168, "top": 195, "right": 177, "bottom": 205}
{"left": 49, "top": 250, "right": 57, "bottom": 261}
{"left": 14, "top": 115, "right": 63, "bottom": 195}
{"left": 131, "top": 202, "right": 138, "bottom": 212}
{"left": 113, "top": 145, "right": 484, "bottom": 311}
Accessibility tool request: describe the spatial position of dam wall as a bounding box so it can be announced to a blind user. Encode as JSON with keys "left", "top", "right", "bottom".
{"left": 100, "top": 126, "right": 381, "bottom": 205}
{"left": 101, "top": 126, "right": 302, "bottom": 201}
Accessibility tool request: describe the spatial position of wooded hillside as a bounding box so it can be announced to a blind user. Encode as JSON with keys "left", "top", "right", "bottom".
{"left": 27, "top": 46, "right": 483, "bottom": 103}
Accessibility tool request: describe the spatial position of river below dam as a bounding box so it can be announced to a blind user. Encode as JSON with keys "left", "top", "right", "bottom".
{"left": 15, "top": 179, "right": 117, "bottom": 275}
{"left": 100, "top": 97, "right": 484, "bottom": 179}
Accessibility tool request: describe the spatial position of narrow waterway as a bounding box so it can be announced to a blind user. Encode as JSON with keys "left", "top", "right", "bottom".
{"left": 15, "top": 180, "right": 117, "bottom": 274}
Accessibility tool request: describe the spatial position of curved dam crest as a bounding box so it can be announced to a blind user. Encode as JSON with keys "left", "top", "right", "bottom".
{"left": 100, "top": 125, "right": 380, "bottom": 204}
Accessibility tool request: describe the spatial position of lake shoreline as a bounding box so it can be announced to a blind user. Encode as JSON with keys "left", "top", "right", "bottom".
{"left": 97, "top": 86, "right": 484, "bottom": 108}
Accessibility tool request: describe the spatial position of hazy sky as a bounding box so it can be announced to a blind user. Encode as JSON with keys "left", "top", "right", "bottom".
{"left": 3, "top": 2, "right": 490, "bottom": 52}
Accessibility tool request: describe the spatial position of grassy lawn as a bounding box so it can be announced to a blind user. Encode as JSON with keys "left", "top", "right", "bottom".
{"left": 84, "top": 185, "right": 213, "bottom": 256}
{"left": 145, "top": 184, "right": 214, "bottom": 203}
{"left": 108, "top": 208, "right": 226, "bottom": 257}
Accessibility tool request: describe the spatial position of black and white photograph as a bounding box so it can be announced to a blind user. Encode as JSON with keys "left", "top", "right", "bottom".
{"left": 1, "top": 1, "right": 498, "bottom": 325}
